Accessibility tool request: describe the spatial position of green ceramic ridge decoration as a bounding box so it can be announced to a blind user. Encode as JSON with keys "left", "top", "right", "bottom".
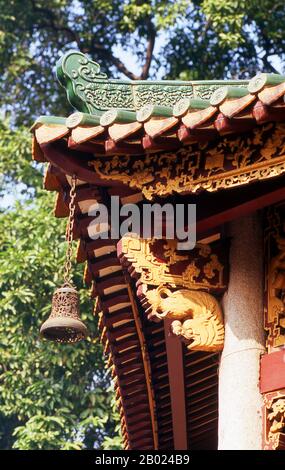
{"left": 56, "top": 50, "right": 250, "bottom": 115}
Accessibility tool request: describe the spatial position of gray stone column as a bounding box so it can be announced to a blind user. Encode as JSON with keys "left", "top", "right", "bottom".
{"left": 218, "top": 213, "right": 265, "bottom": 450}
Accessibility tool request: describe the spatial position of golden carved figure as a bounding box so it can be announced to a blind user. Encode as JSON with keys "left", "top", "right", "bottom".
{"left": 144, "top": 285, "right": 224, "bottom": 352}
{"left": 267, "top": 234, "right": 285, "bottom": 348}
{"left": 265, "top": 396, "right": 285, "bottom": 449}
{"left": 263, "top": 391, "right": 285, "bottom": 450}
{"left": 268, "top": 398, "right": 285, "bottom": 435}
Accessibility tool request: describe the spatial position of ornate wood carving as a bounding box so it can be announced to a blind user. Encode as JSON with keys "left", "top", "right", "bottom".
{"left": 89, "top": 123, "right": 285, "bottom": 200}
{"left": 118, "top": 237, "right": 227, "bottom": 352}
{"left": 143, "top": 285, "right": 224, "bottom": 352}
{"left": 263, "top": 205, "right": 285, "bottom": 450}
{"left": 118, "top": 237, "right": 228, "bottom": 293}
{"left": 263, "top": 391, "right": 285, "bottom": 450}
{"left": 264, "top": 204, "right": 285, "bottom": 351}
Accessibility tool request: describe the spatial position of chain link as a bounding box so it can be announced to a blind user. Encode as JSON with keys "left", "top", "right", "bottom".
{"left": 63, "top": 175, "right": 77, "bottom": 285}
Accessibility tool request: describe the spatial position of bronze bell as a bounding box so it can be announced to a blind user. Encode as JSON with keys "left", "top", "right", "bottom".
{"left": 40, "top": 284, "right": 88, "bottom": 343}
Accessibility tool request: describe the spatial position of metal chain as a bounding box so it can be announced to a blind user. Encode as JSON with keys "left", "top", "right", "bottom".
{"left": 63, "top": 175, "right": 77, "bottom": 285}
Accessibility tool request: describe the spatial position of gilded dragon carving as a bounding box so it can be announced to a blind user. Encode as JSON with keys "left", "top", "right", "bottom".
{"left": 267, "top": 235, "right": 285, "bottom": 348}
{"left": 118, "top": 236, "right": 226, "bottom": 352}
{"left": 143, "top": 285, "right": 224, "bottom": 352}
{"left": 263, "top": 391, "right": 285, "bottom": 450}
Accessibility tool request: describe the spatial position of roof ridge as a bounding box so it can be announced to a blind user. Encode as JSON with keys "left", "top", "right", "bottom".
{"left": 56, "top": 50, "right": 249, "bottom": 114}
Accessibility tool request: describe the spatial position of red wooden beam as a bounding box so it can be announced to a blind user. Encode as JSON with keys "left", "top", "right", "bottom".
{"left": 196, "top": 185, "right": 285, "bottom": 235}
{"left": 164, "top": 319, "right": 188, "bottom": 450}
{"left": 260, "top": 351, "right": 285, "bottom": 394}
{"left": 41, "top": 142, "right": 118, "bottom": 186}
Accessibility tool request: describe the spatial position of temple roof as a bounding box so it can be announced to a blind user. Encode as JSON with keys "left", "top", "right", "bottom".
{"left": 32, "top": 52, "right": 285, "bottom": 157}
{"left": 31, "top": 52, "right": 285, "bottom": 450}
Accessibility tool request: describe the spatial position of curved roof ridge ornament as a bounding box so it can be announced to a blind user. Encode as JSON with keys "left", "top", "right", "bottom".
{"left": 56, "top": 50, "right": 110, "bottom": 114}
{"left": 56, "top": 50, "right": 249, "bottom": 115}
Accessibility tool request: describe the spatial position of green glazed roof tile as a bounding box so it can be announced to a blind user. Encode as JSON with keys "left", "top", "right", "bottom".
{"left": 56, "top": 50, "right": 249, "bottom": 115}
{"left": 173, "top": 98, "right": 210, "bottom": 117}
{"left": 66, "top": 112, "right": 102, "bottom": 128}
{"left": 248, "top": 73, "right": 285, "bottom": 93}
{"left": 30, "top": 115, "right": 67, "bottom": 131}
{"left": 100, "top": 109, "right": 137, "bottom": 126}
{"left": 210, "top": 86, "right": 249, "bottom": 106}
{"left": 136, "top": 104, "right": 173, "bottom": 122}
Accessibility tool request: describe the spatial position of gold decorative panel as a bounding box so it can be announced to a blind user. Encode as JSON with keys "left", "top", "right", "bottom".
{"left": 118, "top": 237, "right": 227, "bottom": 293}
{"left": 90, "top": 123, "right": 285, "bottom": 200}
{"left": 263, "top": 391, "right": 285, "bottom": 450}
{"left": 264, "top": 205, "right": 285, "bottom": 351}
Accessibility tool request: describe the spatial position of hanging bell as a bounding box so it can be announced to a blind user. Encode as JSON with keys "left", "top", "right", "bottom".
{"left": 40, "top": 284, "right": 88, "bottom": 343}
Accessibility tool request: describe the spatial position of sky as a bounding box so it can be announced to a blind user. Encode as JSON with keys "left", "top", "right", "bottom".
{"left": 113, "top": 32, "right": 168, "bottom": 80}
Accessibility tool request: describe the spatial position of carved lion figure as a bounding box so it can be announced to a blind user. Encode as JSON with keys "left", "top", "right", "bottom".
{"left": 144, "top": 285, "right": 224, "bottom": 352}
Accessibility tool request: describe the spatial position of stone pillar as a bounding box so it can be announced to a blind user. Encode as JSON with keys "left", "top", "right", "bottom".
{"left": 218, "top": 213, "right": 265, "bottom": 450}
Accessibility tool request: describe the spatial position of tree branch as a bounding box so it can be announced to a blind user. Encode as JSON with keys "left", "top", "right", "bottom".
{"left": 262, "top": 55, "right": 281, "bottom": 74}
{"left": 89, "top": 42, "right": 139, "bottom": 80}
{"left": 140, "top": 20, "right": 156, "bottom": 80}
{"left": 31, "top": 0, "right": 149, "bottom": 81}
{"left": 30, "top": 0, "right": 81, "bottom": 48}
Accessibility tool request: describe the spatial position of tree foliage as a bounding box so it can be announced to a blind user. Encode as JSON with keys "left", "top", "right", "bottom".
{"left": 0, "top": 0, "right": 189, "bottom": 124}
{"left": 167, "top": 0, "right": 285, "bottom": 80}
{"left": 0, "top": 1, "right": 285, "bottom": 125}
{"left": 0, "top": 140, "right": 122, "bottom": 448}
{"left": 0, "top": 0, "right": 285, "bottom": 450}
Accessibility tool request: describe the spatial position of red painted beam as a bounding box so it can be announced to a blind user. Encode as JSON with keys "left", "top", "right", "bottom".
{"left": 196, "top": 186, "right": 285, "bottom": 235}
{"left": 41, "top": 142, "right": 119, "bottom": 187}
{"left": 260, "top": 350, "right": 285, "bottom": 394}
{"left": 164, "top": 319, "right": 188, "bottom": 450}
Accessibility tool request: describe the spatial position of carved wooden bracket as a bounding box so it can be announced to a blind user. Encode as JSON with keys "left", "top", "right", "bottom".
{"left": 118, "top": 237, "right": 228, "bottom": 292}
{"left": 141, "top": 285, "right": 224, "bottom": 352}
{"left": 118, "top": 236, "right": 227, "bottom": 352}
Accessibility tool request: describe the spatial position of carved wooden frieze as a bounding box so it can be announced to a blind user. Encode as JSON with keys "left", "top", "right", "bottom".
{"left": 264, "top": 205, "right": 285, "bottom": 351}
{"left": 263, "top": 390, "right": 285, "bottom": 450}
{"left": 118, "top": 237, "right": 227, "bottom": 352}
{"left": 118, "top": 237, "right": 228, "bottom": 293}
{"left": 89, "top": 123, "right": 285, "bottom": 200}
